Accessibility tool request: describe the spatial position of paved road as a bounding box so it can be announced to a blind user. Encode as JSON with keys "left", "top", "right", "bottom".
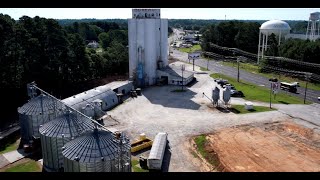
{"left": 169, "top": 29, "right": 320, "bottom": 104}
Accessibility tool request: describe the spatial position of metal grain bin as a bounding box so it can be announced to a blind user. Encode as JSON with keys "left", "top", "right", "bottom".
{"left": 18, "top": 94, "right": 62, "bottom": 143}
{"left": 212, "top": 86, "right": 220, "bottom": 105}
{"left": 223, "top": 88, "right": 231, "bottom": 105}
{"left": 39, "top": 110, "right": 94, "bottom": 172}
{"left": 62, "top": 129, "right": 131, "bottom": 172}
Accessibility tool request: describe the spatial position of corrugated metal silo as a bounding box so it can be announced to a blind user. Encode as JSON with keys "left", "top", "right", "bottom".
{"left": 62, "top": 129, "right": 131, "bottom": 172}
{"left": 39, "top": 110, "right": 94, "bottom": 172}
{"left": 212, "top": 86, "right": 220, "bottom": 105}
{"left": 18, "top": 94, "right": 62, "bottom": 143}
{"left": 223, "top": 88, "right": 231, "bottom": 105}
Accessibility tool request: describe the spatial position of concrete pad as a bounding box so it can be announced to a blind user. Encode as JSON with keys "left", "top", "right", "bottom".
{"left": 0, "top": 155, "right": 10, "bottom": 169}
{"left": 38, "top": 159, "right": 43, "bottom": 166}
{"left": 2, "top": 149, "right": 29, "bottom": 163}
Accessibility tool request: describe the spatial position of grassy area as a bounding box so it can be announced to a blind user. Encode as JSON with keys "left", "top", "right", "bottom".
{"left": 5, "top": 159, "right": 41, "bottom": 172}
{"left": 178, "top": 44, "right": 201, "bottom": 53}
{"left": 210, "top": 73, "right": 311, "bottom": 104}
{"left": 0, "top": 139, "right": 19, "bottom": 154}
{"left": 230, "top": 104, "right": 276, "bottom": 114}
{"left": 220, "top": 61, "right": 320, "bottom": 91}
{"left": 200, "top": 67, "right": 209, "bottom": 71}
{"left": 131, "top": 159, "right": 149, "bottom": 172}
{"left": 194, "top": 135, "right": 219, "bottom": 167}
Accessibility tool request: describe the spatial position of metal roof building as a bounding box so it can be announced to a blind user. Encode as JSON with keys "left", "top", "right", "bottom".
{"left": 157, "top": 64, "right": 194, "bottom": 86}
{"left": 62, "top": 129, "right": 131, "bottom": 172}
{"left": 62, "top": 81, "right": 133, "bottom": 113}
{"left": 18, "top": 94, "right": 63, "bottom": 143}
{"left": 39, "top": 110, "right": 94, "bottom": 172}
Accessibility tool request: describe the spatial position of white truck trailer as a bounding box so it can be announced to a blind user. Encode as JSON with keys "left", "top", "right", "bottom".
{"left": 147, "top": 132, "right": 168, "bottom": 170}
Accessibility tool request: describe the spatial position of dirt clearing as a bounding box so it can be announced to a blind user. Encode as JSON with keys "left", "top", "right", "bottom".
{"left": 201, "top": 121, "right": 320, "bottom": 172}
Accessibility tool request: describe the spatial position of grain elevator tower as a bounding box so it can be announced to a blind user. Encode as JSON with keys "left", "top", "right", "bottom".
{"left": 128, "top": 9, "right": 168, "bottom": 87}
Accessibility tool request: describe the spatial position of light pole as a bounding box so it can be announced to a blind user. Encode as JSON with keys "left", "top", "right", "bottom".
{"left": 207, "top": 58, "right": 209, "bottom": 70}
{"left": 193, "top": 58, "right": 195, "bottom": 71}
{"left": 237, "top": 57, "right": 240, "bottom": 82}
{"left": 181, "top": 64, "right": 185, "bottom": 91}
{"left": 304, "top": 73, "right": 312, "bottom": 104}
{"left": 269, "top": 78, "right": 278, "bottom": 109}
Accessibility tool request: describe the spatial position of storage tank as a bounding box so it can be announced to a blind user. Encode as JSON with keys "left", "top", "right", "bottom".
{"left": 62, "top": 129, "right": 131, "bottom": 172}
{"left": 212, "top": 86, "right": 220, "bottom": 105}
{"left": 18, "top": 94, "right": 62, "bottom": 143}
{"left": 39, "top": 110, "right": 94, "bottom": 172}
{"left": 223, "top": 87, "right": 231, "bottom": 105}
{"left": 81, "top": 104, "right": 95, "bottom": 118}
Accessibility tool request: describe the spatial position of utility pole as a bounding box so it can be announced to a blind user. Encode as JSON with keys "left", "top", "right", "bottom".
{"left": 237, "top": 57, "right": 240, "bottom": 82}
{"left": 269, "top": 78, "right": 278, "bottom": 109}
{"left": 270, "top": 82, "right": 272, "bottom": 109}
{"left": 181, "top": 64, "right": 185, "bottom": 91}
{"left": 207, "top": 58, "right": 209, "bottom": 70}
{"left": 304, "top": 73, "right": 311, "bottom": 104}
{"left": 193, "top": 58, "right": 195, "bottom": 71}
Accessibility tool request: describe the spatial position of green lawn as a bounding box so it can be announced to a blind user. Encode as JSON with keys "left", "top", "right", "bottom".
{"left": 220, "top": 61, "right": 320, "bottom": 91}
{"left": 178, "top": 44, "right": 201, "bottom": 53}
{"left": 194, "top": 135, "right": 219, "bottom": 167}
{"left": 5, "top": 160, "right": 41, "bottom": 172}
{"left": 200, "top": 67, "right": 209, "bottom": 71}
{"left": 210, "top": 73, "right": 311, "bottom": 104}
{"left": 0, "top": 139, "right": 19, "bottom": 154}
{"left": 131, "top": 159, "right": 149, "bottom": 172}
{"left": 230, "top": 104, "right": 276, "bottom": 114}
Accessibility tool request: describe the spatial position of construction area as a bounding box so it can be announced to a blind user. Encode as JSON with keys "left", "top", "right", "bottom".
{"left": 104, "top": 61, "right": 320, "bottom": 172}
{"left": 202, "top": 121, "right": 320, "bottom": 172}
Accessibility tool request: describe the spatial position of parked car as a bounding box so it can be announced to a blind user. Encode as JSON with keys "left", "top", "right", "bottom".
{"left": 291, "top": 82, "right": 300, "bottom": 87}
{"left": 230, "top": 90, "right": 245, "bottom": 97}
{"left": 215, "top": 79, "right": 228, "bottom": 87}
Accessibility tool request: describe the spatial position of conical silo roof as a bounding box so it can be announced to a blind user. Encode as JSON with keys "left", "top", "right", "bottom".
{"left": 39, "top": 110, "right": 94, "bottom": 138}
{"left": 62, "top": 129, "right": 122, "bottom": 162}
{"left": 18, "top": 94, "right": 62, "bottom": 115}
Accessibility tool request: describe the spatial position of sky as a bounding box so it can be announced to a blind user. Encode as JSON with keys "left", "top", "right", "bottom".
{"left": 0, "top": 8, "right": 320, "bottom": 21}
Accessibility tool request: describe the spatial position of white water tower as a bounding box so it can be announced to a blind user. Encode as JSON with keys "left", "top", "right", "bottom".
{"left": 257, "top": 20, "right": 291, "bottom": 64}
{"left": 306, "top": 12, "right": 320, "bottom": 41}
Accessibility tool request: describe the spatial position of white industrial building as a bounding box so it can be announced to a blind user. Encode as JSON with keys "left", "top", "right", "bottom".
{"left": 157, "top": 64, "right": 194, "bottom": 86}
{"left": 128, "top": 9, "right": 168, "bottom": 86}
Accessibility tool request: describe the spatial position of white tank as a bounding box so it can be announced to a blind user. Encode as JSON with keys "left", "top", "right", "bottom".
{"left": 212, "top": 87, "right": 220, "bottom": 103}
{"left": 260, "top": 20, "right": 291, "bottom": 36}
{"left": 310, "top": 12, "right": 320, "bottom": 21}
{"left": 81, "top": 104, "right": 95, "bottom": 118}
{"left": 223, "top": 88, "right": 231, "bottom": 104}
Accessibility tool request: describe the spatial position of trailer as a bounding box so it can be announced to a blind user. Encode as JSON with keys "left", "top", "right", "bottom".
{"left": 131, "top": 133, "right": 153, "bottom": 153}
{"left": 147, "top": 132, "right": 168, "bottom": 170}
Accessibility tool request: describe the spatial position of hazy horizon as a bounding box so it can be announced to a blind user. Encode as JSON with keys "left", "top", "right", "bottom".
{"left": 0, "top": 8, "right": 319, "bottom": 21}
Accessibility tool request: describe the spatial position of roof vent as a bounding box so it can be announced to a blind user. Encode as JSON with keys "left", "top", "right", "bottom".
{"left": 101, "top": 157, "right": 104, "bottom": 161}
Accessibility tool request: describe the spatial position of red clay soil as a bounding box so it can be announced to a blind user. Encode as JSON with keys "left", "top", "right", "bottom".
{"left": 205, "top": 121, "right": 320, "bottom": 172}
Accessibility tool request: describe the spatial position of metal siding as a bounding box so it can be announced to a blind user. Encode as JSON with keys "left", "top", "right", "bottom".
{"left": 144, "top": 19, "right": 157, "bottom": 85}
{"left": 128, "top": 19, "right": 137, "bottom": 79}
{"left": 161, "top": 19, "right": 168, "bottom": 66}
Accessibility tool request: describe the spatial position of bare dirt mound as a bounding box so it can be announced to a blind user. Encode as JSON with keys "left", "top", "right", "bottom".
{"left": 205, "top": 121, "right": 320, "bottom": 172}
